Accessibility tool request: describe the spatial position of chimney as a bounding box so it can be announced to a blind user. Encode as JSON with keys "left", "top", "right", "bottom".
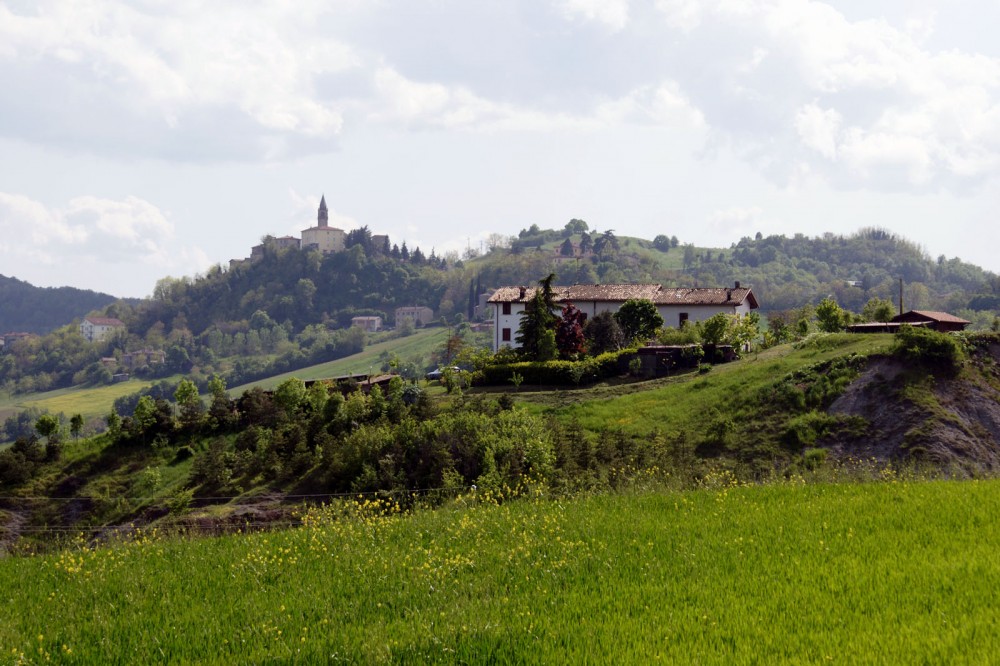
{"left": 734, "top": 280, "right": 741, "bottom": 289}
{"left": 518, "top": 286, "right": 526, "bottom": 299}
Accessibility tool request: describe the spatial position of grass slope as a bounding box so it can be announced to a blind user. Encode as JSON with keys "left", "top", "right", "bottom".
{"left": 519, "top": 333, "right": 890, "bottom": 438}
{"left": 1, "top": 480, "right": 997, "bottom": 663}
{"left": 0, "top": 378, "right": 166, "bottom": 423}
{"left": 230, "top": 326, "right": 449, "bottom": 393}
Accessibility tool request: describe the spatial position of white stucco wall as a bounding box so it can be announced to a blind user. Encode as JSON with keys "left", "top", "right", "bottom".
{"left": 492, "top": 301, "right": 752, "bottom": 350}
{"left": 492, "top": 302, "right": 527, "bottom": 350}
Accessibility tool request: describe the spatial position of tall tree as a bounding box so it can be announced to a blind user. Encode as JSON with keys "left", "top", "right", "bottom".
{"left": 515, "top": 274, "right": 558, "bottom": 360}
{"left": 555, "top": 303, "right": 587, "bottom": 359}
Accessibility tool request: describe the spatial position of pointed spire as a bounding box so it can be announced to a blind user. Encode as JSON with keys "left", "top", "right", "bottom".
{"left": 318, "top": 194, "right": 329, "bottom": 228}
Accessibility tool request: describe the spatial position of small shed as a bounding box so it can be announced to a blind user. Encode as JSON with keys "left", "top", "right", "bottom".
{"left": 891, "top": 311, "right": 971, "bottom": 332}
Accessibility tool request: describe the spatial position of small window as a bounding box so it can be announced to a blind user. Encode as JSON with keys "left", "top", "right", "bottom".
{"left": 679, "top": 312, "right": 689, "bottom": 327}
{"left": 502, "top": 328, "right": 511, "bottom": 341}
{"left": 502, "top": 302, "right": 512, "bottom": 315}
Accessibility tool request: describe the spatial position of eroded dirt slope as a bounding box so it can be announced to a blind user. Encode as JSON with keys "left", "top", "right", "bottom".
{"left": 826, "top": 342, "right": 1000, "bottom": 472}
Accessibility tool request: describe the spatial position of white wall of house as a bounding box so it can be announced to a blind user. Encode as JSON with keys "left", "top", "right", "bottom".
{"left": 492, "top": 302, "right": 527, "bottom": 350}
{"left": 491, "top": 301, "right": 753, "bottom": 351}
{"left": 656, "top": 303, "right": 752, "bottom": 328}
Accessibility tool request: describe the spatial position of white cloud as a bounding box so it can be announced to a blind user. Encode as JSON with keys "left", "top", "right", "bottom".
{"left": 795, "top": 103, "right": 841, "bottom": 159}
{"left": 0, "top": 192, "right": 210, "bottom": 294}
{"left": 653, "top": 0, "right": 1000, "bottom": 191}
{"left": 0, "top": 1, "right": 356, "bottom": 160}
{"left": 596, "top": 82, "right": 706, "bottom": 129}
{"left": 556, "top": 0, "right": 630, "bottom": 31}
{"left": 707, "top": 206, "right": 769, "bottom": 238}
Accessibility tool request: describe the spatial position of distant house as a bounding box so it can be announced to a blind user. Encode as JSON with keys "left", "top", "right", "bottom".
{"left": 80, "top": 316, "right": 125, "bottom": 342}
{"left": 395, "top": 306, "right": 435, "bottom": 328}
{"left": 892, "top": 311, "right": 971, "bottom": 332}
{"left": 122, "top": 349, "right": 166, "bottom": 370}
{"left": 487, "top": 282, "right": 759, "bottom": 351}
{"left": 846, "top": 310, "right": 971, "bottom": 334}
{"left": 351, "top": 316, "right": 382, "bottom": 333}
{"left": 2, "top": 332, "right": 34, "bottom": 348}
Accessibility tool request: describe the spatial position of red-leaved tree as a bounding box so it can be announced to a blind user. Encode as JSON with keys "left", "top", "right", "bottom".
{"left": 556, "top": 302, "right": 587, "bottom": 359}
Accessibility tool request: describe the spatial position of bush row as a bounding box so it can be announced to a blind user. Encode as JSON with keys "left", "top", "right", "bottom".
{"left": 474, "top": 349, "right": 635, "bottom": 387}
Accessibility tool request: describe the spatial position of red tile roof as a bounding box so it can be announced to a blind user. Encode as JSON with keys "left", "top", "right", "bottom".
{"left": 892, "top": 310, "right": 971, "bottom": 324}
{"left": 84, "top": 317, "right": 125, "bottom": 327}
{"left": 488, "top": 284, "right": 758, "bottom": 308}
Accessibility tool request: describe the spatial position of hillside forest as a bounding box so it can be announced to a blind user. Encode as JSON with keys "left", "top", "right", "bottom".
{"left": 1, "top": 223, "right": 998, "bottom": 415}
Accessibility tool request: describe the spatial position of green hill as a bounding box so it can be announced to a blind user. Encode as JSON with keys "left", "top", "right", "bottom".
{"left": 0, "top": 274, "right": 121, "bottom": 334}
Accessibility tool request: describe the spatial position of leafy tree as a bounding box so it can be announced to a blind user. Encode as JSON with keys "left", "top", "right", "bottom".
{"left": 274, "top": 378, "right": 307, "bottom": 421}
{"left": 700, "top": 313, "right": 731, "bottom": 345}
{"left": 35, "top": 414, "right": 60, "bottom": 442}
{"left": 564, "top": 219, "right": 588, "bottom": 236}
{"left": 555, "top": 303, "right": 587, "bottom": 359}
{"left": 559, "top": 238, "right": 575, "bottom": 257}
{"left": 70, "top": 413, "right": 84, "bottom": 440}
{"left": 614, "top": 299, "right": 663, "bottom": 345}
{"left": 861, "top": 297, "right": 895, "bottom": 322}
{"left": 174, "top": 379, "right": 204, "bottom": 432}
{"left": 515, "top": 274, "right": 558, "bottom": 360}
{"left": 815, "top": 298, "right": 849, "bottom": 333}
{"left": 579, "top": 232, "right": 593, "bottom": 255}
{"left": 584, "top": 311, "right": 624, "bottom": 354}
{"left": 730, "top": 312, "right": 761, "bottom": 351}
{"left": 131, "top": 395, "right": 159, "bottom": 444}
{"left": 653, "top": 235, "right": 671, "bottom": 252}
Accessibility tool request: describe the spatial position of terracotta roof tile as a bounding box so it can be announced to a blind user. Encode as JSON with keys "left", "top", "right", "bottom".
{"left": 84, "top": 317, "right": 125, "bottom": 327}
{"left": 893, "top": 310, "right": 971, "bottom": 324}
{"left": 487, "top": 284, "right": 758, "bottom": 308}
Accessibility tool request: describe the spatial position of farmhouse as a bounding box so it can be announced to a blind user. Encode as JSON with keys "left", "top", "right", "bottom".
{"left": 351, "top": 316, "right": 383, "bottom": 333}
{"left": 80, "top": 316, "right": 125, "bottom": 343}
{"left": 488, "top": 282, "right": 758, "bottom": 351}
{"left": 395, "top": 306, "right": 435, "bottom": 327}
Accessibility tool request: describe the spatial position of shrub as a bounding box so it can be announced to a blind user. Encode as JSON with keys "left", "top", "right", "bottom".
{"left": 474, "top": 350, "right": 634, "bottom": 387}
{"left": 891, "top": 325, "right": 965, "bottom": 374}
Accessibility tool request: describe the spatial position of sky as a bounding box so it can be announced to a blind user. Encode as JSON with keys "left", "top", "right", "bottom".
{"left": 1, "top": 0, "right": 999, "bottom": 298}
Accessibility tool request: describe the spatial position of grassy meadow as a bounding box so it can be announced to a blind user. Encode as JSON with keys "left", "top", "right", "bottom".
{"left": 2, "top": 477, "right": 998, "bottom": 663}
{"left": 230, "top": 326, "right": 449, "bottom": 393}
{"left": 0, "top": 378, "right": 166, "bottom": 425}
{"left": 518, "top": 333, "right": 890, "bottom": 438}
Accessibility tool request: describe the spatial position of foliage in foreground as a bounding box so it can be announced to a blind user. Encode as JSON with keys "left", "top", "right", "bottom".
{"left": 1, "top": 478, "right": 998, "bottom": 663}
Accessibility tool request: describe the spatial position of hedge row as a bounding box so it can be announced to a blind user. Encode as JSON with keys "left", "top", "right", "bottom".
{"left": 474, "top": 350, "right": 635, "bottom": 387}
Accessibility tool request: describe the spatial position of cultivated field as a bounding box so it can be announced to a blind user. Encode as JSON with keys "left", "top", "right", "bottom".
{"left": 2, "top": 478, "right": 997, "bottom": 663}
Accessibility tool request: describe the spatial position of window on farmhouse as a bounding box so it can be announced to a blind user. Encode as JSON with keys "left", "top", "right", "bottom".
{"left": 679, "top": 312, "right": 689, "bottom": 327}
{"left": 502, "top": 303, "right": 511, "bottom": 315}
{"left": 502, "top": 328, "right": 511, "bottom": 341}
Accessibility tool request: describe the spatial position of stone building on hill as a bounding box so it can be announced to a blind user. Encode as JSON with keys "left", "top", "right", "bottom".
{"left": 301, "top": 195, "right": 346, "bottom": 254}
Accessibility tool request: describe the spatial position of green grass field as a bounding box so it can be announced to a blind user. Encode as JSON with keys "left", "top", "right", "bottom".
{"left": 230, "top": 327, "right": 449, "bottom": 393}
{"left": 0, "top": 378, "right": 166, "bottom": 424}
{"left": 1, "top": 478, "right": 997, "bottom": 663}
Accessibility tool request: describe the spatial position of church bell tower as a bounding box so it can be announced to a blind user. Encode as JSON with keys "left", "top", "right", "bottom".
{"left": 318, "top": 195, "right": 329, "bottom": 228}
